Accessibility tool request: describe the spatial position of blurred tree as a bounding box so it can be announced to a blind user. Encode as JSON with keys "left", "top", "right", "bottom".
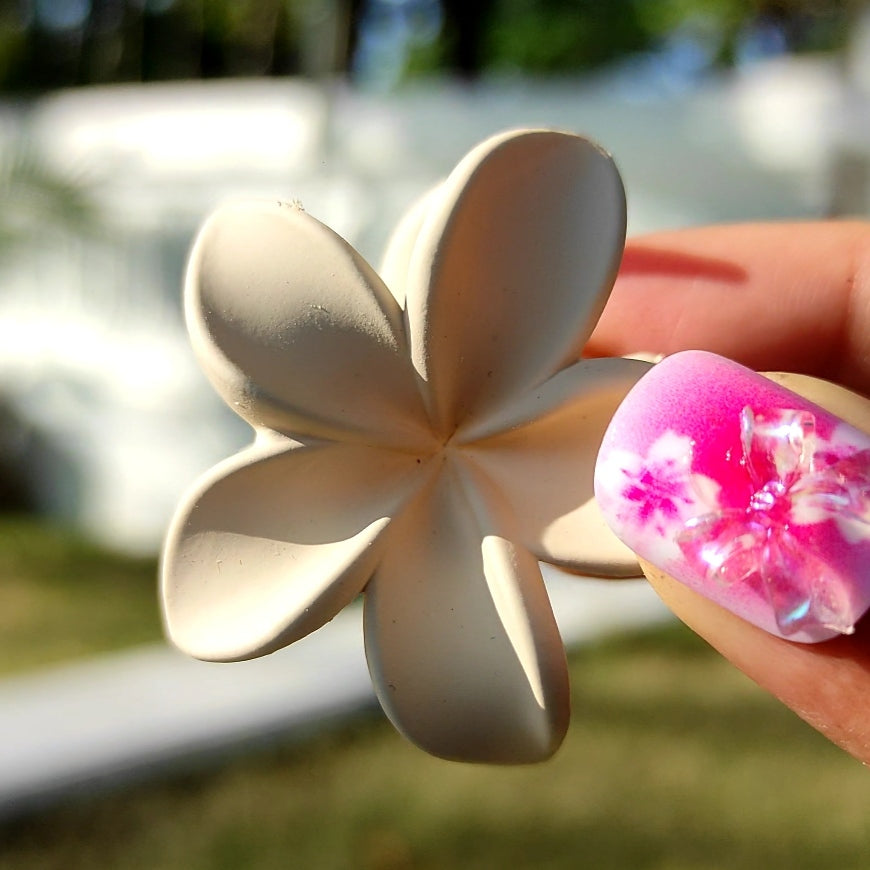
{"left": 0, "top": 138, "right": 96, "bottom": 259}
{"left": 0, "top": 0, "right": 310, "bottom": 90}
{"left": 0, "top": 3, "right": 27, "bottom": 86}
{"left": 440, "top": 0, "right": 495, "bottom": 77}
{"left": 0, "top": 0, "right": 859, "bottom": 91}
{"left": 136, "top": 0, "right": 305, "bottom": 81}
{"left": 408, "top": 0, "right": 857, "bottom": 79}
{"left": 483, "top": 0, "right": 651, "bottom": 73}
{"left": 0, "top": 135, "right": 98, "bottom": 513}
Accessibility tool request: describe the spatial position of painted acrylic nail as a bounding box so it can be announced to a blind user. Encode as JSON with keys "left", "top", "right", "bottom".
{"left": 594, "top": 350, "right": 870, "bottom": 643}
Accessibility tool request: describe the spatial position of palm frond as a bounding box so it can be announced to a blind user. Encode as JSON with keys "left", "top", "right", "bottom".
{"left": 0, "top": 137, "right": 98, "bottom": 257}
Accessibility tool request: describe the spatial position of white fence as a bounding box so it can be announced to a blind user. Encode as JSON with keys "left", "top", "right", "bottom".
{"left": 0, "top": 62, "right": 865, "bottom": 551}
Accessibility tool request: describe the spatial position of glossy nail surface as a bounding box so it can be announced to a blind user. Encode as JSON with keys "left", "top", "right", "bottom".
{"left": 595, "top": 351, "right": 870, "bottom": 643}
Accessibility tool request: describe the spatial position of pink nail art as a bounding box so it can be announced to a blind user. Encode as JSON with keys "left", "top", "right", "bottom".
{"left": 594, "top": 350, "right": 870, "bottom": 642}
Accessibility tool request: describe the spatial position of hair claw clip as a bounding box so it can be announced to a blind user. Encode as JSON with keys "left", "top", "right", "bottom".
{"left": 161, "top": 129, "right": 652, "bottom": 764}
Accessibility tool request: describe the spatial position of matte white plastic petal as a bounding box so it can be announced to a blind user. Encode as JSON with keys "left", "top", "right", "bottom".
{"left": 186, "top": 201, "right": 431, "bottom": 449}
{"left": 364, "top": 457, "right": 569, "bottom": 763}
{"left": 405, "top": 130, "right": 626, "bottom": 435}
{"left": 462, "top": 358, "right": 651, "bottom": 577}
{"left": 378, "top": 187, "right": 440, "bottom": 308}
{"left": 162, "top": 437, "right": 422, "bottom": 662}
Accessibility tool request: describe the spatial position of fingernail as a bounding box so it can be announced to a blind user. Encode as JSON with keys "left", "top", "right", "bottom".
{"left": 594, "top": 350, "right": 870, "bottom": 642}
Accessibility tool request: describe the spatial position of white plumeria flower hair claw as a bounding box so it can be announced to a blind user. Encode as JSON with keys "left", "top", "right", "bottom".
{"left": 161, "top": 129, "right": 651, "bottom": 763}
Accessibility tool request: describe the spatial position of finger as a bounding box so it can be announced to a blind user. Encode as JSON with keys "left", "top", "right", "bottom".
{"left": 640, "top": 375, "right": 870, "bottom": 764}
{"left": 643, "top": 562, "right": 870, "bottom": 765}
{"left": 588, "top": 221, "right": 870, "bottom": 396}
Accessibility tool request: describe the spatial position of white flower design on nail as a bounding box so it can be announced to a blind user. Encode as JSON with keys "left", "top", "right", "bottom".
{"left": 595, "top": 430, "right": 719, "bottom": 566}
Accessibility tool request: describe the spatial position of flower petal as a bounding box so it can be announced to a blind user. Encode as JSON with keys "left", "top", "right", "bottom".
{"left": 765, "top": 534, "right": 858, "bottom": 637}
{"left": 363, "top": 456, "right": 569, "bottom": 763}
{"left": 161, "top": 436, "right": 422, "bottom": 661}
{"left": 677, "top": 510, "right": 762, "bottom": 587}
{"left": 186, "top": 201, "right": 432, "bottom": 449}
{"left": 378, "top": 187, "right": 440, "bottom": 309}
{"left": 742, "top": 407, "right": 816, "bottom": 486}
{"left": 461, "top": 358, "right": 650, "bottom": 577}
{"left": 405, "top": 130, "right": 626, "bottom": 435}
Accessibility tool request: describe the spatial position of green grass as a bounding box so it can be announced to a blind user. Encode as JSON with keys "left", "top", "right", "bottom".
{"left": 0, "top": 516, "right": 161, "bottom": 674}
{"left": 0, "top": 517, "right": 868, "bottom": 868}
{"left": 2, "top": 626, "right": 869, "bottom": 869}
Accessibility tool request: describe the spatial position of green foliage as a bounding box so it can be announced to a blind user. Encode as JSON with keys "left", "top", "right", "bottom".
{"left": 634, "top": 0, "right": 747, "bottom": 34}
{"left": 0, "top": 139, "right": 98, "bottom": 261}
{"left": 0, "top": 0, "right": 310, "bottom": 91}
{"left": 0, "top": 0, "right": 858, "bottom": 90}
{"left": 0, "top": 517, "right": 160, "bottom": 675}
{"left": 484, "top": 0, "right": 653, "bottom": 73}
{"left": 478, "top": 0, "right": 854, "bottom": 75}
{"left": 0, "top": 15, "right": 26, "bottom": 87}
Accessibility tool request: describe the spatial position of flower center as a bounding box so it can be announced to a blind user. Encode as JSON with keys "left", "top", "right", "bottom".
{"left": 747, "top": 480, "right": 792, "bottom": 528}
{"left": 624, "top": 468, "right": 684, "bottom": 522}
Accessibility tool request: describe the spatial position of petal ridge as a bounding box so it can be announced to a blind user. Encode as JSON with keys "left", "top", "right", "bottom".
{"left": 405, "top": 130, "right": 626, "bottom": 435}
{"left": 363, "top": 454, "right": 569, "bottom": 763}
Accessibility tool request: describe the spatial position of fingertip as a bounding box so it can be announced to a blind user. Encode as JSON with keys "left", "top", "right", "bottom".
{"left": 642, "top": 559, "right": 870, "bottom": 765}
{"left": 590, "top": 221, "right": 870, "bottom": 393}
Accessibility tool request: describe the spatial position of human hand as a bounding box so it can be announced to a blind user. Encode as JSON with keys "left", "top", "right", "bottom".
{"left": 588, "top": 221, "right": 870, "bottom": 765}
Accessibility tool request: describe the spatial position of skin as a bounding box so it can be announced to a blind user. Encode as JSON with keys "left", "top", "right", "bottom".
{"left": 587, "top": 221, "right": 870, "bottom": 765}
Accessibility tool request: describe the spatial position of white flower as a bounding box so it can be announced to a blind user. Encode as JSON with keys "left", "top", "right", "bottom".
{"left": 161, "top": 130, "right": 650, "bottom": 763}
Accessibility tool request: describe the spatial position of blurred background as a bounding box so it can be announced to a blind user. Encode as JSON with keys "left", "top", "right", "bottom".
{"left": 2, "top": 0, "right": 869, "bottom": 550}
{"left": 2, "top": 2, "right": 870, "bottom": 868}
